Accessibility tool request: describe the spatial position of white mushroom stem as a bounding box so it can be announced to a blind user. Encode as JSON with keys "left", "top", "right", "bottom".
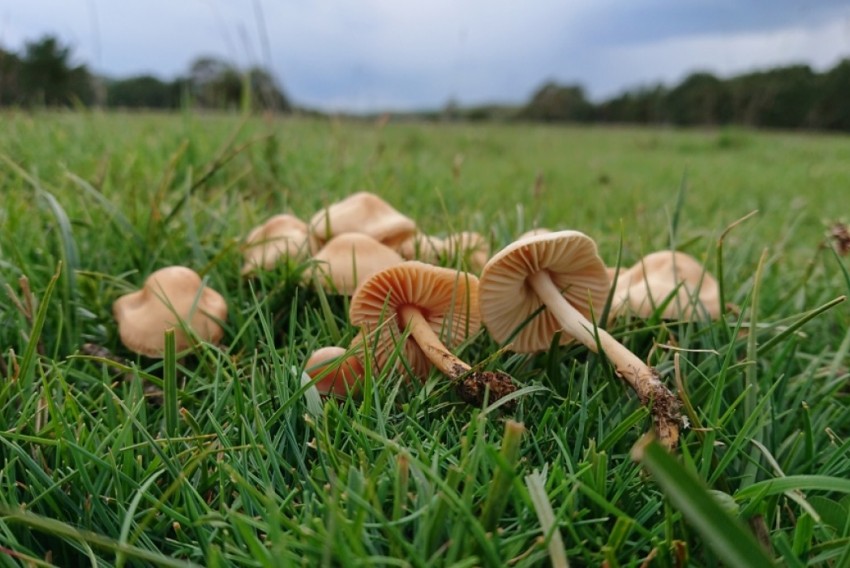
{"left": 528, "top": 270, "right": 680, "bottom": 447}
{"left": 399, "top": 305, "right": 471, "bottom": 378}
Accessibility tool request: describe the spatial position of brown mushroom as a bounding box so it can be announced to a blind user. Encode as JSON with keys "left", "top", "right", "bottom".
{"left": 308, "top": 233, "right": 404, "bottom": 295}
{"left": 241, "top": 214, "right": 309, "bottom": 275}
{"left": 305, "top": 346, "right": 365, "bottom": 397}
{"left": 309, "top": 191, "right": 416, "bottom": 251}
{"left": 612, "top": 251, "right": 721, "bottom": 320}
{"left": 479, "top": 231, "right": 680, "bottom": 448}
{"left": 113, "top": 266, "right": 228, "bottom": 357}
{"left": 349, "top": 261, "right": 516, "bottom": 406}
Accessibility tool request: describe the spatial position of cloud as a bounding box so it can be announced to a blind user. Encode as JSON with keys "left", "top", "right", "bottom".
{"left": 1, "top": 0, "right": 849, "bottom": 111}
{"left": 586, "top": 16, "right": 850, "bottom": 99}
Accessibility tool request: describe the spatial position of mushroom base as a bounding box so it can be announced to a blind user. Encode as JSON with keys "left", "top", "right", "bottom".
{"left": 636, "top": 368, "right": 681, "bottom": 449}
{"left": 456, "top": 370, "right": 517, "bottom": 410}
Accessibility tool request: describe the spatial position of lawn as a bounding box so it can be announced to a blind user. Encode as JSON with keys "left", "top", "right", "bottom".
{"left": 1, "top": 110, "right": 849, "bottom": 566}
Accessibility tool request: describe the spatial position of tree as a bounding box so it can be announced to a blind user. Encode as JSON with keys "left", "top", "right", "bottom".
{"left": 0, "top": 47, "right": 21, "bottom": 105}
{"left": 107, "top": 75, "right": 179, "bottom": 108}
{"left": 666, "top": 72, "right": 733, "bottom": 126}
{"left": 18, "top": 35, "right": 94, "bottom": 106}
{"left": 519, "top": 81, "right": 593, "bottom": 122}
{"left": 810, "top": 59, "right": 850, "bottom": 131}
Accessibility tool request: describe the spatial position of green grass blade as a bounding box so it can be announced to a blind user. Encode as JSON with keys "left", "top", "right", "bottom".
{"left": 163, "top": 329, "right": 179, "bottom": 437}
{"left": 632, "top": 435, "right": 775, "bottom": 568}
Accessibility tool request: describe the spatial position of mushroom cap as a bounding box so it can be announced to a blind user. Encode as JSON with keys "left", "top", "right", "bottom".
{"left": 349, "top": 261, "right": 481, "bottom": 378}
{"left": 241, "top": 214, "right": 309, "bottom": 275}
{"left": 308, "top": 233, "right": 404, "bottom": 295}
{"left": 309, "top": 191, "right": 416, "bottom": 251}
{"left": 443, "top": 231, "right": 490, "bottom": 272}
{"left": 398, "top": 233, "right": 445, "bottom": 262}
{"left": 398, "top": 231, "right": 489, "bottom": 272}
{"left": 305, "top": 346, "right": 364, "bottom": 397}
{"left": 517, "top": 228, "right": 551, "bottom": 241}
{"left": 113, "top": 266, "right": 228, "bottom": 357}
{"left": 479, "top": 230, "right": 610, "bottom": 353}
{"left": 612, "top": 251, "right": 721, "bottom": 320}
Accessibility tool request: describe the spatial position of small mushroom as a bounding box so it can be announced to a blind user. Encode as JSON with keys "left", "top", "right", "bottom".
{"left": 612, "top": 251, "right": 721, "bottom": 320}
{"left": 349, "top": 261, "right": 516, "bottom": 406}
{"left": 113, "top": 266, "right": 228, "bottom": 357}
{"left": 398, "top": 233, "right": 445, "bottom": 262}
{"left": 399, "top": 231, "right": 489, "bottom": 272}
{"left": 443, "top": 231, "right": 490, "bottom": 272}
{"left": 305, "top": 346, "right": 365, "bottom": 397}
{"left": 309, "top": 191, "right": 416, "bottom": 251}
{"left": 479, "top": 231, "right": 681, "bottom": 448}
{"left": 308, "top": 233, "right": 404, "bottom": 295}
{"left": 241, "top": 214, "right": 309, "bottom": 275}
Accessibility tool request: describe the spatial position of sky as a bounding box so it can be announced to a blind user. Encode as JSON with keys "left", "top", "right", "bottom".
{"left": 1, "top": 0, "right": 849, "bottom": 112}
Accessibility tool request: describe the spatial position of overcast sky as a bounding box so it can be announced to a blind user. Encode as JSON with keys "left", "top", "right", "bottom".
{"left": 2, "top": 1, "right": 849, "bottom": 112}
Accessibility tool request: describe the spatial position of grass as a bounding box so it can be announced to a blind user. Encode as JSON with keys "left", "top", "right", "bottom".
{"left": 1, "top": 109, "right": 850, "bottom": 566}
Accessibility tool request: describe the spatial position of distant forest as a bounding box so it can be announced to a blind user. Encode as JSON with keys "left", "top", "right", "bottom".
{"left": 2, "top": 35, "right": 849, "bottom": 131}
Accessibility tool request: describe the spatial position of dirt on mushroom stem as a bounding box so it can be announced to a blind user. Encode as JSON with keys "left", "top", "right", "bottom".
{"left": 401, "top": 305, "right": 518, "bottom": 408}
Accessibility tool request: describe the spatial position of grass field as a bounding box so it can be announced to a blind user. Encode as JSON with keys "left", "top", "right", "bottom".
{"left": 1, "top": 110, "right": 850, "bottom": 566}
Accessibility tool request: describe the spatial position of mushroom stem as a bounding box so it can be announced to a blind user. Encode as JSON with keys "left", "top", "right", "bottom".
{"left": 399, "top": 305, "right": 471, "bottom": 378}
{"left": 527, "top": 270, "right": 680, "bottom": 448}
{"left": 399, "top": 304, "right": 517, "bottom": 408}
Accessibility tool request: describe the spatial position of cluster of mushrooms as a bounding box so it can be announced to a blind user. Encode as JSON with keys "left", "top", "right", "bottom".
{"left": 112, "top": 192, "right": 722, "bottom": 449}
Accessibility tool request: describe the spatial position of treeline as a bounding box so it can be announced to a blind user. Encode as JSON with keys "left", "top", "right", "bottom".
{"left": 3, "top": 34, "right": 850, "bottom": 131}
{"left": 513, "top": 60, "right": 850, "bottom": 131}
{"left": 0, "top": 35, "right": 290, "bottom": 111}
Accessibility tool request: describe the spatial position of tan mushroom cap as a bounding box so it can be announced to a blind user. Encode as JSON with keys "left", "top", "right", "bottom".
{"left": 241, "top": 214, "right": 309, "bottom": 275}
{"left": 479, "top": 231, "right": 610, "bottom": 353}
{"left": 309, "top": 233, "right": 404, "bottom": 295}
{"left": 305, "top": 346, "right": 365, "bottom": 397}
{"left": 113, "top": 266, "right": 228, "bottom": 357}
{"left": 444, "top": 231, "right": 490, "bottom": 272}
{"left": 517, "top": 228, "right": 552, "bottom": 241}
{"left": 613, "top": 251, "right": 721, "bottom": 320}
{"left": 398, "top": 233, "right": 445, "bottom": 262}
{"left": 349, "top": 261, "right": 481, "bottom": 379}
{"left": 399, "top": 231, "right": 489, "bottom": 272}
{"left": 309, "top": 191, "right": 416, "bottom": 251}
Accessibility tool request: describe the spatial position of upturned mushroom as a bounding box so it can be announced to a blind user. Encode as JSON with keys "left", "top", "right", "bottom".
{"left": 308, "top": 233, "right": 404, "bottom": 295}
{"left": 305, "top": 346, "right": 365, "bottom": 397}
{"left": 479, "top": 231, "right": 681, "bottom": 448}
{"left": 241, "top": 214, "right": 309, "bottom": 275}
{"left": 349, "top": 261, "right": 516, "bottom": 407}
{"left": 113, "top": 266, "right": 228, "bottom": 357}
{"left": 309, "top": 191, "right": 416, "bottom": 252}
{"left": 612, "top": 250, "right": 721, "bottom": 320}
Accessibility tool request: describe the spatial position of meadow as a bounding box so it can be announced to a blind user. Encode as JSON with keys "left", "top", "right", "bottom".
{"left": 1, "top": 110, "right": 849, "bottom": 566}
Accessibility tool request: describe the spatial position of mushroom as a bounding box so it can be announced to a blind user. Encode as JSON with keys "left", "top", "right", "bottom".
{"left": 349, "top": 261, "right": 516, "bottom": 406}
{"left": 113, "top": 266, "right": 228, "bottom": 357}
{"left": 305, "top": 346, "right": 365, "bottom": 397}
{"left": 241, "top": 214, "right": 309, "bottom": 275}
{"left": 517, "top": 228, "right": 551, "bottom": 241}
{"left": 479, "top": 231, "right": 681, "bottom": 448}
{"left": 398, "top": 233, "right": 445, "bottom": 262}
{"left": 443, "top": 231, "right": 490, "bottom": 272}
{"left": 309, "top": 191, "right": 416, "bottom": 252}
{"left": 612, "top": 251, "right": 721, "bottom": 320}
{"left": 399, "top": 231, "right": 490, "bottom": 272}
{"left": 308, "top": 233, "right": 404, "bottom": 295}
